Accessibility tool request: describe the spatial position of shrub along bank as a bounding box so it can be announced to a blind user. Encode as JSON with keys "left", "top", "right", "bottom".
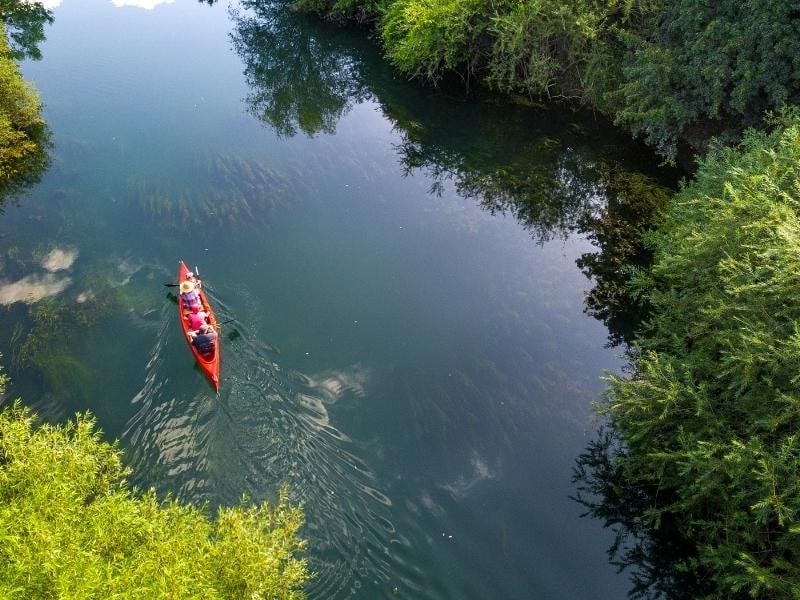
{"left": 0, "top": 20, "right": 49, "bottom": 200}
{"left": 292, "top": 0, "right": 800, "bottom": 160}
{"left": 0, "top": 19, "right": 47, "bottom": 196}
{"left": 598, "top": 114, "right": 800, "bottom": 597}
{"left": 0, "top": 382, "right": 309, "bottom": 598}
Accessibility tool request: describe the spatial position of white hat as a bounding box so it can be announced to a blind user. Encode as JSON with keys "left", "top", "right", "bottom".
{"left": 179, "top": 280, "right": 195, "bottom": 294}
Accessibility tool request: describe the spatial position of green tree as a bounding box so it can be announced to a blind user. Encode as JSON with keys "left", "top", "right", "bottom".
{"left": 0, "top": 20, "right": 50, "bottom": 205}
{"left": 596, "top": 113, "right": 800, "bottom": 597}
{"left": 0, "top": 0, "right": 53, "bottom": 60}
{"left": 611, "top": 0, "right": 800, "bottom": 159}
{"left": 295, "top": 0, "right": 800, "bottom": 159}
{"left": 0, "top": 397, "right": 310, "bottom": 598}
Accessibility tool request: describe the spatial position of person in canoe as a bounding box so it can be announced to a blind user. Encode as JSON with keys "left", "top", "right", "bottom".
{"left": 190, "top": 324, "right": 217, "bottom": 356}
{"left": 179, "top": 278, "right": 201, "bottom": 308}
{"left": 186, "top": 304, "right": 209, "bottom": 331}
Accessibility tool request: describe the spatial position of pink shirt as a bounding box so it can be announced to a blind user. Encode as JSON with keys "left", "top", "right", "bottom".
{"left": 187, "top": 312, "right": 208, "bottom": 330}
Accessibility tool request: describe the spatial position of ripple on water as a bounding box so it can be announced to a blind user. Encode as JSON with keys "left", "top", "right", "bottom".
{"left": 121, "top": 286, "right": 397, "bottom": 598}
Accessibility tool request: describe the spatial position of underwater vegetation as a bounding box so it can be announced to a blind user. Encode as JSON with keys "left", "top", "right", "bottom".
{"left": 124, "top": 152, "right": 296, "bottom": 232}
{"left": 11, "top": 270, "right": 120, "bottom": 398}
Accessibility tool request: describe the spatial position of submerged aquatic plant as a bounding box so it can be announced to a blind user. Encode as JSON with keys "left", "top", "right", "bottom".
{"left": 13, "top": 273, "right": 118, "bottom": 395}
{"left": 126, "top": 152, "right": 295, "bottom": 231}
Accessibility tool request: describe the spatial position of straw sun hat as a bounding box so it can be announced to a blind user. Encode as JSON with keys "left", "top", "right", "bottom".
{"left": 179, "top": 280, "right": 195, "bottom": 294}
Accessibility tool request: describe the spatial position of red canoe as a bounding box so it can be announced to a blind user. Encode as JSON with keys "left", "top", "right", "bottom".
{"left": 177, "top": 261, "right": 220, "bottom": 391}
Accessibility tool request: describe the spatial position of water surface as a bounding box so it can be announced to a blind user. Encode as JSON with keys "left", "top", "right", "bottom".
{"left": 0, "top": 1, "right": 669, "bottom": 597}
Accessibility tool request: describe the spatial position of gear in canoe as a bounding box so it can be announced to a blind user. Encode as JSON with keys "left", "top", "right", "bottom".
{"left": 177, "top": 261, "right": 220, "bottom": 391}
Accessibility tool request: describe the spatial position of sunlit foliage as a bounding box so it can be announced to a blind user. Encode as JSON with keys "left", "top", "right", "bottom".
{"left": 295, "top": 0, "right": 800, "bottom": 158}
{"left": 0, "top": 400, "right": 310, "bottom": 598}
{"left": 596, "top": 113, "right": 800, "bottom": 597}
{"left": 0, "top": 20, "right": 49, "bottom": 203}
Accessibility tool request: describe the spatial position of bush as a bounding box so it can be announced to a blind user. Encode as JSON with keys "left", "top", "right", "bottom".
{"left": 0, "top": 21, "right": 49, "bottom": 198}
{"left": 0, "top": 400, "right": 310, "bottom": 599}
{"left": 601, "top": 113, "right": 800, "bottom": 597}
{"left": 611, "top": 0, "right": 800, "bottom": 159}
{"left": 380, "top": 0, "right": 488, "bottom": 82}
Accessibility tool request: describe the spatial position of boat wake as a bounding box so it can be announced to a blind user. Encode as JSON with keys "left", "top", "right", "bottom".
{"left": 122, "top": 287, "right": 400, "bottom": 598}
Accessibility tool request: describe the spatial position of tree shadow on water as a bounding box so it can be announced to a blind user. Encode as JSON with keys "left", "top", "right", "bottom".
{"left": 231, "top": 0, "right": 369, "bottom": 137}
{"left": 227, "top": 0, "right": 681, "bottom": 346}
{"left": 572, "top": 429, "right": 715, "bottom": 600}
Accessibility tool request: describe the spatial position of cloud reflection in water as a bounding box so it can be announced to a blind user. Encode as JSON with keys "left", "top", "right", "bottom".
{"left": 111, "top": 0, "right": 175, "bottom": 9}
{"left": 41, "top": 247, "right": 78, "bottom": 272}
{"left": 0, "top": 273, "right": 72, "bottom": 305}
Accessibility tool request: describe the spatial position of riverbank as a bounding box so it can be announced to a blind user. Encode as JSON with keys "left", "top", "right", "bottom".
{"left": 293, "top": 0, "right": 800, "bottom": 162}
{"left": 290, "top": 1, "right": 800, "bottom": 596}
{"left": 587, "top": 112, "right": 800, "bottom": 599}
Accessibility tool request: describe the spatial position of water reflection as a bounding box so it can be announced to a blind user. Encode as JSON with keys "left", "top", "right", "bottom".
{"left": 573, "top": 430, "right": 714, "bottom": 599}
{"left": 229, "top": 1, "right": 677, "bottom": 345}
{"left": 122, "top": 289, "right": 396, "bottom": 595}
{"left": 227, "top": 5, "right": 686, "bottom": 596}
{"left": 112, "top": 0, "right": 173, "bottom": 8}
{"left": 231, "top": 1, "right": 368, "bottom": 137}
{"left": 2, "top": 1, "right": 53, "bottom": 60}
{"left": 0, "top": 271, "right": 71, "bottom": 305}
{"left": 0, "top": 117, "right": 50, "bottom": 213}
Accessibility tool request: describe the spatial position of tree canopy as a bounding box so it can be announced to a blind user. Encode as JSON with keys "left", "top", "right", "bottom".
{"left": 592, "top": 113, "right": 800, "bottom": 598}
{"left": 294, "top": 0, "right": 800, "bottom": 159}
{"left": 0, "top": 393, "right": 310, "bottom": 599}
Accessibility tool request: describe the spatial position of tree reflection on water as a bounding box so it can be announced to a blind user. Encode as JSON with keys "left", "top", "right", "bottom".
{"left": 225, "top": 4, "right": 696, "bottom": 597}
{"left": 572, "top": 430, "right": 714, "bottom": 600}
{"left": 231, "top": 0, "right": 369, "bottom": 137}
{"left": 0, "top": 1, "right": 52, "bottom": 212}
{"left": 228, "top": 0, "right": 678, "bottom": 348}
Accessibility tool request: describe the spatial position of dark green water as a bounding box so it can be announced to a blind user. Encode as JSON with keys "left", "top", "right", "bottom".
{"left": 0, "top": 1, "right": 671, "bottom": 597}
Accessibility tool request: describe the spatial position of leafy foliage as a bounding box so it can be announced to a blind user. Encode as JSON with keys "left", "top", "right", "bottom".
{"left": 380, "top": 0, "right": 487, "bottom": 84}
{"left": 596, "top": 114, "right": 800, "bottom": 597}
{"left": 295, "top": 0, "right": 800, "bottom": 158}
{"left": 611, "top": 0, "right": 800, "bottom": 159}
{"left": 0, "top": 401, "right": 310, "bottom": 599}
{"left": 292, "top": 0, "right": 388, "bottom": 24}
{"left": 0, "top": 0, "right": 53, "bottom": 60}
{"left": 573, "top": 429, "right": 714, "bottom": 599}
{"left": 0, "top": 21, "right": 50, "bottom": 204}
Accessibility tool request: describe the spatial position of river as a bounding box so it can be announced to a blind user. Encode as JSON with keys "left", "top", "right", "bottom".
{"left": 0, "top": 0, "right": 670, "bottom": 597}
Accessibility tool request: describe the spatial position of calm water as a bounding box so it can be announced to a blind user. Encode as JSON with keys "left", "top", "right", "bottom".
{"left": 0, "top": 0, "right": 667, "bottom": 597}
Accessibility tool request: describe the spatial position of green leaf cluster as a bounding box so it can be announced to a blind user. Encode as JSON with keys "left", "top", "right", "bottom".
{"left": 294, "top": 0, "right": 800, "bottom": 159}
{"left": 601, "top": 113, "right": 800, "bottom": 597}
{"left": 611, "top": 0, "right": 800, "bottom": 159}
{"left": 0, "top": 21, "right": 49, "bottom": 200}
{"left": 0, "top": 401, "right": 310, "bottom": 599}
